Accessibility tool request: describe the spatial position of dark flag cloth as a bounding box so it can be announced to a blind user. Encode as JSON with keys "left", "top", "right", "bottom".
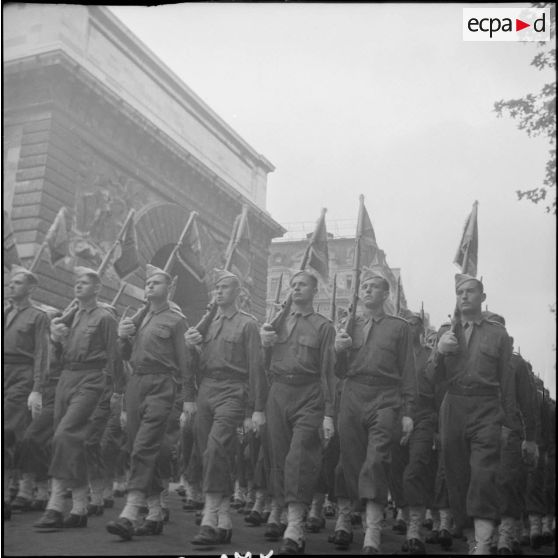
{"left": 47, "top": 207, "right": 70, "bottom": 266}
{"left": 454, "top": 200, "right": 479, "bottom": 277}
{"left": 357, "top": 199, "right": 378, "bottom": 267}
{"left": 395, "top": 275, "right": 402, "bottom": 316}
{"left": 113, "top": 216, "right": 140, "bottom": 279}
{"left": 228, "top": 206, "right": 253, "bottom": 279}
{"left": 3, "top": 210, "right": 21, "bottom": 270}
{"left": 306, "top": 208, "right": 329, "bottom": 284}
{"left": 176, "top": 214, "right": 206, "bottom": 282}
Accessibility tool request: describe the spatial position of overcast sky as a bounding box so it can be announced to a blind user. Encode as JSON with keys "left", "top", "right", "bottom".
{"left": 109, "top": 3, "right": 556, "bottom": 396}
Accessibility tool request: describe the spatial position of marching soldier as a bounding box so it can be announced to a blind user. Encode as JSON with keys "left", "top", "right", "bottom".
{"left": 260, "top": 270, "right": 336, "bottom": 555}
{"left": 427, "top": 274, "right": 516, "bottom": 554}
{"left": 390, "top": 311, "right": 437, "bottom": 555}
{"left": 184, "top": 270, "right": 267, "bottom": 547}
{"left": 34, "top": 267, "right": 117, "bottom": 530}
{"left": 333, "top": 270, "right": 416, "bottom": 554}
{"left": 481, "top": 313, "right": 539, "bottom": 555}
{"left": 3, "top": 266, "right": 49, "bottom": 519}
{"left": 106, "top": 265, "right": 194, "bottom": 540}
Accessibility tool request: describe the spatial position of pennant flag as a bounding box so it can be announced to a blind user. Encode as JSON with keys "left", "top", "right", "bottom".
{"left": 3, "top": 210, "right": 21, "bottom": 269}
{"left": 306, "top": 208, "right": 329, "bottom": 284}
{"left": 113, "top": 215, "right": 140, "bottom": 279}
{"left": 357, "top": 197, "right": 378, "bottom": 267}
{"left": 453, "top": 201, "right": 479, "bottom": 277}
{"left": 176, "top": 214, "right": 205, "bottom": 281}
{"left": 47, "top": 207, "right": 70, "bottom": 266}
{"left": 228, "top": 206, "right": 253, "bottom": 279}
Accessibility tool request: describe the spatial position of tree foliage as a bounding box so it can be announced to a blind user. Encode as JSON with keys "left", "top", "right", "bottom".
{"left": 494, "top": 2, "right": 556, "bottom": 213}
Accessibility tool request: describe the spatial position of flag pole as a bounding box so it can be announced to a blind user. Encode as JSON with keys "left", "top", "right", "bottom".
{"left": 28, "top": 206, "right": 67, "bottom": 273}
{"left": 163, "top": 210, "right": 198, "bottom": 274}
{"left": 97, "top": 209, "right": 135, "bottom": 279}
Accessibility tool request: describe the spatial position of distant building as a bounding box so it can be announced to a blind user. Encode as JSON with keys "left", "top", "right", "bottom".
{"left": 266, "top": 227, "right": 423, "bottom": 324}
{"left": 3, "top": 4, "right": 284, "bottom": 322}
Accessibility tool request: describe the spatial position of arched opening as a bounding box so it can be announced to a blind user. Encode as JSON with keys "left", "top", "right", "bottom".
{"left": 150, "top": 243, "right": 209, "bottom": 324}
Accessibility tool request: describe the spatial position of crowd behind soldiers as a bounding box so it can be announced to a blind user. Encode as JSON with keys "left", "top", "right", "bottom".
{"left": 3, "top": 262, "right": 556, "bottom": 555}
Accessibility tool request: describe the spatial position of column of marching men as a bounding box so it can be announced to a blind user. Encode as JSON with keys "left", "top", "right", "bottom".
{"left": 3, "top": 263, "right": 556, "bottom": 555}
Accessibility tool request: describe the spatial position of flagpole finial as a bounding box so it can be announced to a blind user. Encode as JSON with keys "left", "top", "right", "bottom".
{"left": 359, "top": 194, "right": 364, "bottom": 203}
{"left": 321, "top": 207, "right": 327, "bottom": 215}
{"left": 473, "top": 200, "right": 479, "bottom": 206}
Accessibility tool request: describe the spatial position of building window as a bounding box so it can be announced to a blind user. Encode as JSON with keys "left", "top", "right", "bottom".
{"left": 270, "top": 277, "right": 279, "bottom": 295}
{"left": 346, "top": 274, "right": 352, "bottom": 290}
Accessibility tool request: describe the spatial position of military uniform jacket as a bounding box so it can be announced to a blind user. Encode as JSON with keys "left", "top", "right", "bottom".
{"left": 119, "top": 303, "right": 194, "bottom": 402}
{"left": 4, "top": 301, "right": 49, "bottom": 392}
{"left": 198, "top": 307, "right": 266, "bottom": 414}
{"left": 427, "top": 318, "right": 516, "bottom": 427}
{"left": 336, "top": 313, "right": 417, "bottom": 418}
{"left": 62, "top": 302, "right": 117, "bottom": 378}
{"left": 415, "top": 343, "right": 436, "bottom": 414}
{"left": 269, "top": 309, "right": 336, "bottom": 417}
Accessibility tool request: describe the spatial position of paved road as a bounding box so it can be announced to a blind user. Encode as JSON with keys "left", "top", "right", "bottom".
{"left": 3, "top": 486, "right": 555, "bottom": 556}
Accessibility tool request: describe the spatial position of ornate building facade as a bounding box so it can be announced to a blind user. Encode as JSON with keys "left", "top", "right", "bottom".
{"left": 3, "top": 4, "right": 284, "bottom": 322}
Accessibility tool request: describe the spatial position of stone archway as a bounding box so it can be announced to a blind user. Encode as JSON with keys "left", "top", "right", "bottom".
{"left": 133, "top": 201, "right": 209, "bottom": 322}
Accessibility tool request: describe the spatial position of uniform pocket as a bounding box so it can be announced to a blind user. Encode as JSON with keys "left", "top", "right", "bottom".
{"left": 297, "top": 334, "right": 320, "bottom": 368}
{"left": 223, "top": 332, "right": 243, "bottom": 365}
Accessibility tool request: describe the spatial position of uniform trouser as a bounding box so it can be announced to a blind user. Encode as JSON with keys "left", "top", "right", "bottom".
{"left": 18, "top": 382, "right": 57, "bottom": 480}
{"left": 335, "top": 381, "right": 400, "bottom": 505}
{"left": 266, "top": 380, "right": 324, "bottom": 506}
{"left": 314, "top": 431, "right": 340, "bottom": 498}
{"left": 185, "top": 416, "right": 203, "bottom": 486}
{"left": 440, "top": 393, "right": 502, "bottom": 530}
{"left": 100, "top": 399, "right": 126, "bottom": 485}
{"left": 3, "top": 364, "right": 34, "bottom": 466}
{"left": 158, "top": 393, "right": 183, "bottom": 482}
{"left": 126, "top": 373, "right": 176, "bottom": 496}
{"left": 525, "top": 448, "right": 546, "bottom": 515}
{"left": 49, "top": 369, "right": 106, "bottom": 486}
{"left": 253, "top": 425, "right": 271, "bottom": 491}
{"left": 390, "top": 410, "right": 437, "bottom": 509}
{"left": 497, "top": 429, "right": 526, "bottom": 519}
{"left": 180, "top": 421, "right": 195, "bottom": 477}
{"left": 432, "top": 448, "right": 448, "bottom": 510}
{"left": 196, "top": 378, "right": 247, "bottom": 495}
{"left": 85, "top": 386, "right": 112, "bottom": 483}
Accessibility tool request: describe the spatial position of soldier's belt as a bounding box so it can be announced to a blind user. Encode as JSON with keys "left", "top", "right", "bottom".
{"left": 203, "top": 370, "right": 247, "bottom": 382}
{"left": 4, "top": 354, "right": 33, "bottom": 365}
{"left": 65, "top": 360, "right": 107, "bottom": 371}
{"left": 447, "top": 386, "right": 499, "bottom": 397}
{"left": 134, "top": 365, "right": 175, "bottom": 376}
{"left": 347, "top": 374, "right": 399, "bottom": 387}
{"left": 271, "top": 373, "right": 319, "bottom": 386}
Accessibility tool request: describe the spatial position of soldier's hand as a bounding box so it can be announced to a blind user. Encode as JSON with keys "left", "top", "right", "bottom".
{"left": 437, "top": 331, "right": 459, "bottom": 355}
{"left": 322, "top": 415, "right": 335, "bottom": 442}
{"left": 182, "top": 401, "right": 197, "bottom": 425}
{"left": 184, "top": 328, "right": 203, "bottom": 347}
{"left": 120, "top": 410, "right": 127, "bottom": 430}
{"left": 334, "top": 330, "right": 352, "bottom": 352}
{"left": 251, "top": 411, "right": 266, "bottom": 433}
{"left": 50, "top": 318, "right": 69, "bottom": 341}
{"left": 243, "top": 416, "right": 254, "bottom": 434}
{"left": 400, "top": 416, "right": 414, "bottom": 446}
{"left": 110, "top": 392, "right": 123, "bottom": 413}
{"left": 27, "top": 391, "right": 42, "bottom": 419}
{"left": 118, "top": 318, "right": 136, "bottom": 339}
{"left": 260, "top": 324, "right": 278, "bottom": 347}
{"left": 521, "top": 439, "right": 539, "bottom": 468}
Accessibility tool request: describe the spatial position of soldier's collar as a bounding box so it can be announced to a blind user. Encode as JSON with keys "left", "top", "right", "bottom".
{"left": 461, "top": 317, "right": 483, "bottom": 327}
{"left": 217, "top": 306, "right": 238, "bottom": 320}
{"left": 78, "top": 300, "right": 98, "bottom": 313}
{"left": 290, "top": 308, "right": 314, "bottom": 318}
{"left": 363, "top": 311, "right": 386, "bottom": 323}
{"left": 10, "top": 299, "right": 31, "bottom": 311}
{"left": 150, "top": 302, "right": 170, "bottom": 315}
